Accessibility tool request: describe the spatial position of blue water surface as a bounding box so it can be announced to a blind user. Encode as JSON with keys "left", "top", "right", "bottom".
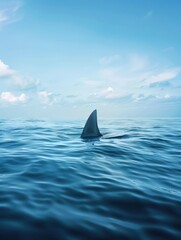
{"left": 0, "top": 119, "right": 181, "bottom": 240}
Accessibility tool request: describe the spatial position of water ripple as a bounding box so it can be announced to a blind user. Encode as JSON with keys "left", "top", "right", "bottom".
{"left": 0, "top": 119, "right": 180, "bottom": 239}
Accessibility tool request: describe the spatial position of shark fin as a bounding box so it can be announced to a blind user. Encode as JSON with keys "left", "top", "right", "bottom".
{"left": 81, "top": 109, "right": 102, "bottom": 138}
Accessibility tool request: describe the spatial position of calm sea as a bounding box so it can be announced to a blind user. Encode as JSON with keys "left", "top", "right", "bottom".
{"left": 0, "top": 119, "right": 180, "bottom": 240}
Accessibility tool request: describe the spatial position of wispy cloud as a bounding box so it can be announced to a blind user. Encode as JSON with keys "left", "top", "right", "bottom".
{"left": 89, "top": 86, "right": 123, "bottom": 101}
{"left": 144, "top": 10, "right": 153, "bottom": 19}
{"left": 99, "top": 55, "right": 120, "bottom": 65}
{"left": 80, "top": 53, "right": 181, "bottom": 106}
{"left": 0, "top": 0, "right": 22, "bottom": 28}
{"left": 149, "top": 81, "right": 171, "bottom": 89}
{"left": 132, "top": 93, "right": 178, "bottom": 103}
{"left": 143, "top": 67, "right": 181, "bottom": 86}
{"left": 129, "top": 54, "right": 148, "bottom": 71}
{"left": 163, "top": 47, "right": 175, "bottom": 53}
{"left": 12, "top": 75, "right": 39, "bottom": 90}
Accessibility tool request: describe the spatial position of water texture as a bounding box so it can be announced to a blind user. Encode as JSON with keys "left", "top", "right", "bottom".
{"left": 0, "top": 119, "right": 180, "bottom": 240}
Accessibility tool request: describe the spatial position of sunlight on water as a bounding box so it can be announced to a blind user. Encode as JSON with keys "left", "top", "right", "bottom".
{"left": 0, "top": 119, "right": 181, "bottom": 239}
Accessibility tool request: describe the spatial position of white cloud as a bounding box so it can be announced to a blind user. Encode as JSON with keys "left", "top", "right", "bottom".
{"left": 0, "top": 59, "right": 39, "bottom": 90}
{"left": 100, "top": 87, "right": 117, "bottom": 99}
{"left": 38, "top": 91, "right": 51, "bottom": 104}
{"left": 38, "top": 91, "right": 59, "bottom": 105}
{"left": 0, "top": 59, "right": 15, "bottom": 77}
{"left": 1, "top": 92, "right": 27, "bottom": 104}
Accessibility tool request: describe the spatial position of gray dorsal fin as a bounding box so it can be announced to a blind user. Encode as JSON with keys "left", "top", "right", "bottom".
{"left": 81, "top": 109, "right": 102, "bottom": 138}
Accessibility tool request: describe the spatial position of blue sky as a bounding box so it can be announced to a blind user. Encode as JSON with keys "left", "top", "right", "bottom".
{"left": 0, "top": 0, "right": 181, "bottom": 119}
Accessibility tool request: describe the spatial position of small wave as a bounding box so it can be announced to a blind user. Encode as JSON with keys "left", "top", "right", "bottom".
{"left": 0, "top": 119, "right": 180, "bottom": 239}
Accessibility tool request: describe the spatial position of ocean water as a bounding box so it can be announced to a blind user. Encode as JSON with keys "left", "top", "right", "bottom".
{"left": 0, "top": 118, "right": 180, "bottom": 240}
